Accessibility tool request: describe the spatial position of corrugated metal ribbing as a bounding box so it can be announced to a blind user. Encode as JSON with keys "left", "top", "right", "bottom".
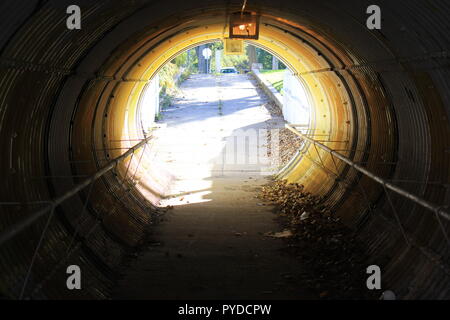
{"left": 0, "top": 0, "right": 449, "bottom": 299}
{"left": 0, "top": 1, "right": 148, "bottom": 299}
{"left": 0, "top": 1, "right": 37, "bottom": 50}
{"left": 298, "top": 0, "right": 450, "bottom": 298}
{"left": 341, "top": 1, "right": 450, "bottom": 298}
{"left": 0, "top": 67, "right": 114, "bottom": 298}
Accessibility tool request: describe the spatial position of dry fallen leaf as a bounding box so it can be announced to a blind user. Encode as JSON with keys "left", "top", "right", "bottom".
{"left": 265, "top": 230, "right": 293, "bottom": 238}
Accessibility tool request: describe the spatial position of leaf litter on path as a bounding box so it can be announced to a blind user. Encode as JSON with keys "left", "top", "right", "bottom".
{"left": 259, "top": 180, "right": 378, "bottom": 299}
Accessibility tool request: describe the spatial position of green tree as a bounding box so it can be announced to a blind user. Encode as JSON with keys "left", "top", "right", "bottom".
{"left": 255, "top": 47, "right": 287, "bottom": 70}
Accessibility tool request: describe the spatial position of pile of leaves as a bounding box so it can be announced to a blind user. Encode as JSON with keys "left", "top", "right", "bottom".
{"left": 265, "top": 125, "right": 304, "bottom": 168}
{"left": 259, "top": 180, "right": 376, "bottom": 299}
{"left": 262, "top": 100, "right": 282, "bottom": 117}
{"left": 277, "top": 128, "right": 304, "bottom": 167}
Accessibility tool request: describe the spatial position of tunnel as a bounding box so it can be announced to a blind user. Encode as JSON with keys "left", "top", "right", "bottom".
{"left": 0, "top": 0, "right": 449, "bottom": 300}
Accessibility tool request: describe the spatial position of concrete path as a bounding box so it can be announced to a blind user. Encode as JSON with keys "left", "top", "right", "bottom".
{"left": 113, "top": 74, "right": 314, "bottom": 300}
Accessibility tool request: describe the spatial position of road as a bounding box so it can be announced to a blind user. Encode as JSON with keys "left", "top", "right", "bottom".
{"left": 113, "top": 74, "right": 315, "bottom": 299}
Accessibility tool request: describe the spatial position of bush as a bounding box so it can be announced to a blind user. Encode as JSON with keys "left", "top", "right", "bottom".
{"left": 158, "top": 62, "right": 193, "bottom": 110}
{"left": 159, "top": 62, "right": 179, "bottom": 92}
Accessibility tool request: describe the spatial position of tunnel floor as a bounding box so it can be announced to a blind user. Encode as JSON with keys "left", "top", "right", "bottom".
{"left": 112, "top": 74, "right": 318, "bottom": 299}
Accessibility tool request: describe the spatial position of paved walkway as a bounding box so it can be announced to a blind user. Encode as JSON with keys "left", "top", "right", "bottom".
{"left": 113, "top": 74, "right": 314, "bottom": 299}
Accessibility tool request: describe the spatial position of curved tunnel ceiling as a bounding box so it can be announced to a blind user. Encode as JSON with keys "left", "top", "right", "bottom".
{"left": 0, "top": 0, "right": 449, "bottom": 299}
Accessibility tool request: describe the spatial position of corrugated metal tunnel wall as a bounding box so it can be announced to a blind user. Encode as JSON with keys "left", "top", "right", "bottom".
{"left": 0, "top": 0, "right": 449, "bottom": 299}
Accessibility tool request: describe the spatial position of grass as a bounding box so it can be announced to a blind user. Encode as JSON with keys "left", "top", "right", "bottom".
{"left": 259, "top": 69, "right": 285, "bottom": 94}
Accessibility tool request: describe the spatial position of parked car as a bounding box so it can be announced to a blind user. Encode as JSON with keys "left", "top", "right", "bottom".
{"left": 220, "top": 67, "right": 238, "bottom": 74}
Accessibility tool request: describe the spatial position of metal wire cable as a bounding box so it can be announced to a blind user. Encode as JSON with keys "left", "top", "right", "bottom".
{"left": 286, "top": 124, "right": 450, "bottom": 250}
{"left": 18, "top": 206, "right": 56, "bottom": 299}
{"left": 241, "top": 0, "right": 247, "bottom": 15}
{"left": 26, "top": 142, "right": 150, "bottom": 299}
{"left": 0, "top": 136, "right": 152, "bottom": 246}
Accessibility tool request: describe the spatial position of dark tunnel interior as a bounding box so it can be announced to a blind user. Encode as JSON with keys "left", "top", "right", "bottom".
{"left": 0, "top": 0, "right": 449, "bottom": 300}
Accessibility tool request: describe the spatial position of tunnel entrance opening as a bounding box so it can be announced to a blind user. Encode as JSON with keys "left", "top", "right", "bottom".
{"left": 103, "top": 19, "right": 362, "bottom": 221}
{"left": 134, "top": 41, "right": 315, "bottom": 206}
{"left": 110, "top": 40, "right": 369, "bottom": 299}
